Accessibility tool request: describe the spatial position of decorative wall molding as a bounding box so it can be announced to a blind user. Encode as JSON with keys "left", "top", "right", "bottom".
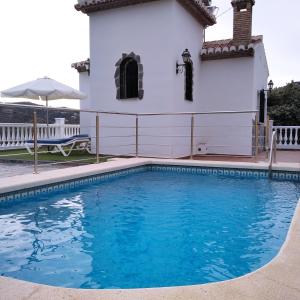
{"left": 201, "top": 35, "right": 262, "bottom": 61}
{"left": 72, "top": 59, "right": 90, "bottom": 74}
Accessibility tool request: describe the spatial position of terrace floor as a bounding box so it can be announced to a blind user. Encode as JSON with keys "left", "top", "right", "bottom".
{"left": 0, "top": 148, "right": 106, "bottom": 178}
{"left": 193, "top": 150, "right": 300, "bottom": 164}
{"left": 0, "top": 150, "right": 298, "bottom": 178}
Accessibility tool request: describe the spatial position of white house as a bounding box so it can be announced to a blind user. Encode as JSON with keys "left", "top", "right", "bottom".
{"left": 72, "top": 0, "right": 269, "bottom": 158}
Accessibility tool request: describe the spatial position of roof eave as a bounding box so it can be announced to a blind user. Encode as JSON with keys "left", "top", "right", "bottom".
{"left": 200, "top": 36, "right": 264, "bottom": 61}
{"left": 75, "top": 0, "right": 216, "bottom": 27}
{"left": 75, "top": 0, "right": 158, "bottom": 14}
{"left": 201, "top": 49, "right": 255, "bottom": 61}
{"left": 71, "top": 59, "right": 90, "bottom": 74}
{"left": 178, "top": 0, "right": 216, "bottom": 27}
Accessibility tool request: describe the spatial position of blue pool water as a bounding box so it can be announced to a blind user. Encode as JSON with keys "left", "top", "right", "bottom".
{"left": 0, "top": 168, "right": 299, "bottom": 289}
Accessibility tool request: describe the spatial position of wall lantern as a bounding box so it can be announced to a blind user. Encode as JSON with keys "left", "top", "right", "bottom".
{"left": 176, "top": 49, "right": 191, "bottom": 74}
{"left": 268, "top": 80, "right": 274, "bottom": 93}
{"left": 257, "top": 79, "right": 274, "bottom": 124}
{"left": 259, "top": 79, "right": 274, "bottom": 96}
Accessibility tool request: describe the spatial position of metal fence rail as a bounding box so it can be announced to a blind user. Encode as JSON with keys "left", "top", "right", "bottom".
{"left": 0, "top": 103, "right": 285, "bottom": 176}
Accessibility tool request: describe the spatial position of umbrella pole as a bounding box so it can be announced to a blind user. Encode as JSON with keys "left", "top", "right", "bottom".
{"left": 46, "top": 97, "right": 49, "bottom": 138}
{"left": 33, "top": 111, "right": 38, "bottom": 174}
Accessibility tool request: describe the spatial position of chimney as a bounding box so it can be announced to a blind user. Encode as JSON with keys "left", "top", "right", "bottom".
{"left": 231, "top": 0, "right": 255, "bottom": 45}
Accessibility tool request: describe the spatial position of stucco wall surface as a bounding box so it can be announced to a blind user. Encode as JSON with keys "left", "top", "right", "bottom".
{"left": 78, "top": 0, "right": 268, "bottom": 157}
{"left": 198, "top": 55, "right": 258, "bottom": 155}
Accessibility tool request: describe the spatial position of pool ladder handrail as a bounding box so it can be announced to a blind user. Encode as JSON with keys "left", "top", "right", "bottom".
{"left": 268, "top": 131, "right": 277, "bottom": 178}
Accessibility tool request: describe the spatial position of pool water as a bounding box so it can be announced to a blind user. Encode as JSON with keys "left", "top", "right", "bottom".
{"left": 0, "top": 169, "right": 299, "bottom": 289}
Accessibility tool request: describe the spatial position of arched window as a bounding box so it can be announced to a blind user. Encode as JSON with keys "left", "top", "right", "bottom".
{"left": 120, "top": 58, "right": 138, "bottom": 99}
{"left": 185, "top": 61, "right": 193, "bottom": 101}
{"left": 115, "top": 52, "right": 144, "bottom": 100}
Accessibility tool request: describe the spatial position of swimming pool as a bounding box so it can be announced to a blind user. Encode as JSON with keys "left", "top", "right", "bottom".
{"left": 0, "top": 165, "right": 299, "bottom": 289}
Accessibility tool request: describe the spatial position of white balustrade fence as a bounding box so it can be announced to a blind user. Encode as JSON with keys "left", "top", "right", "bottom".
{"left": 65, "top": 124, "right": 81, "bottom": 137}
{"left": 0, "top": 118, "right": 80, "bottom": 149}
{"left": 273, "top": 126, "right": 300, "bottom": 150}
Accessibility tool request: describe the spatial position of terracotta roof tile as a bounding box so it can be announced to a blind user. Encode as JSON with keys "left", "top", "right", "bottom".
{"left": 201, "top": 35, "right": 263, "bottom": 61}
{"left": 202, "top": 35, "right": 262, "bottom": 49}
{"left": 72, "top": 59, "right": 90, "bottom": 73}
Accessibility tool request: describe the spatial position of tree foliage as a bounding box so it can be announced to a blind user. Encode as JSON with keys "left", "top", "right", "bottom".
{"left": 268, "top": 81, "right": 300, "bottom": 125}
{"left": 0, "top": 102, "right": 79, "bottom": 124}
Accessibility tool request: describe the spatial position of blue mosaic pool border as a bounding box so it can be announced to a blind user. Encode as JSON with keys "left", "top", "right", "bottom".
{"left": 0, "top": 164, "right": 299, "bottom": 203}
{"left": 0, "top": 166, "right": 148, "bottom": 204}
{"left": 149, "top": 165, "right": 300, "bottom": 182}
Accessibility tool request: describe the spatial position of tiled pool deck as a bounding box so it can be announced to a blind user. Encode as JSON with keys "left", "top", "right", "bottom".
{"left": 0, "top": 161, "right": 71, "bottom": 178}
{"left": 0, "top": 158, "right": 299, "bottom": 300}
{"left": 194, "top": 150, "right": 300, "bottom": 164}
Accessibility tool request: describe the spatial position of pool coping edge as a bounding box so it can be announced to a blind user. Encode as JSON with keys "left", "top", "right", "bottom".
{"left": 0, "top": 158, "right": 299, "bottom": 195}
{"left": 0, "top": 157, "right": 299, "bottom": 300}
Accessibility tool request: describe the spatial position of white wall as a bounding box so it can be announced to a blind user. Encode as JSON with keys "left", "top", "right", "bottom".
{"left": 198, "top": 56, "right": 255, "bottom": 155}
{"left": 168, "top": 1, "right": 205, "bottom": 158}
{"left": 196, "top": 45, "right": 269, "bottom": 156}
{"left": 79, "top": 0, "right": 268, "bottom": 157}
{"left": 252, "top": 43, "right": 269, "bottom": 121}
{"left": 83, "top": 0, "right": 209, "bottom": 157}
{"left": 252, "top": 43, "right": 270, "bottom": 152}
{"left": 79, "top": 72, "right": 92, "bottom": 135}
{"left": 171, "top": 1, "right": 204, "bottom": 112}
{"left": 87, "top": 0, "right": 174, "bottom": 156}
{"left": 89, "top": 0, "right": 174, "bottom": 113}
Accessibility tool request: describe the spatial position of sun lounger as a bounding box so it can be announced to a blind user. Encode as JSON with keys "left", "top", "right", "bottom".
{"left": 25, "top": 134, "right": 91, "bottom": 157}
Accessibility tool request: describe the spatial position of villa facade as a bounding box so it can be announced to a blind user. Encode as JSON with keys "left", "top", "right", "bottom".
{"left": 73, "top": 0, "right": 269, "bottom": 158}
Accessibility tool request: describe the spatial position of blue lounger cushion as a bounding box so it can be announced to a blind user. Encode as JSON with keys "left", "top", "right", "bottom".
{"left": 26, "top": 134, "right": 89, "bottom": 144}
{"left": 25, "top": 134, "right": 91, "bottom": 157}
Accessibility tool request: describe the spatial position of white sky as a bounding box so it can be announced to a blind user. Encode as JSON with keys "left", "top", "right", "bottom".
{"left": 0, "top": 0, "right": 299, "bottom": 109}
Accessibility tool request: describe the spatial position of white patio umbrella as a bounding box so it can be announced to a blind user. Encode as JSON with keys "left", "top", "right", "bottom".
{"left": 1, "top": 76, "right": 86, "bottom": 135}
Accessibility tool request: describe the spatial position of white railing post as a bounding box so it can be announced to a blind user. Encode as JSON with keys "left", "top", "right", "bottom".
{"left": 54, "top": 118, "right": 65, "bottom": 138}
{"left": 33, "top": 112, "right": 38, "bottom": 174}
{"left": 272, "top": 125, "right": 300, "bottom": 150}
{"left": 0, "top": 121, "right": 80, "bottom": 150}
{"left": 7, "top": 126, "right": 12, "bottom": 148}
